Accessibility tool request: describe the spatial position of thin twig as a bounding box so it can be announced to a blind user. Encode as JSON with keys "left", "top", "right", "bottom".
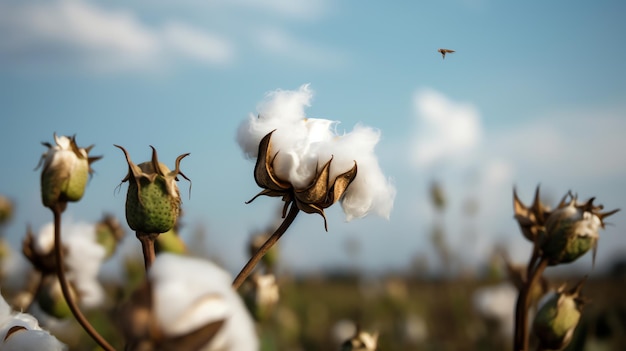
{"left": 514, "top": 257, "right": 549, "bottom": 351}
{"left": 232, "top": 204, "right": 299, "bottom": 290}
{"left": 52, "top": 205, "right": 115, "bottom": 351}
{"left": 137, "top": 232, "right": 159, "bottom": 271}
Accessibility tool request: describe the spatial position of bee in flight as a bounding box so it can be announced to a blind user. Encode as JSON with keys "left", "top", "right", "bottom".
{"left": 438, "top": 48, "right": 455, "bottom": 59}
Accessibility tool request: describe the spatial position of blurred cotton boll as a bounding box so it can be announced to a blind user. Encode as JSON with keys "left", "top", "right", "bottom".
{"left": 472, "top": 282, "right": 517, "bottom": 337}
{"left": 35, "top": 221, "right": 106, "bottom": 309}
{"left": 149, "top": 253, "right": 258, "bottom": 351}
{"left": 237, "top": 84, "right": 395, "bottom": 221}
{"left": 0, "top": 291, "right": 67, "bottom": 350}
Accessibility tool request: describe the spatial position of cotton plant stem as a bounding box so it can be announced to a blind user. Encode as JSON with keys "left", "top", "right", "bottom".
{"left": 232, "top": 204, "right": 299, "bottom": 290}
{"left": 52, "top": 205, "right": 115, "bottom": 351}
{"left": 137, "top": 232, "right": 159, "bottom": 271}
{"left": 514, "top": 257, "right": 549, "bottom": 351}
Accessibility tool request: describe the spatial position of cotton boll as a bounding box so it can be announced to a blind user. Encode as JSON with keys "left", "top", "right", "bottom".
{"left": 237, "top": 84, "right": 314, "bottom": 158}
{"left": 256, "top": 84, "right": 312, "bottom": 124}
{"left": 2, "top": 329, "right": 67, "bottom": 351}
{"left": 63, "top": 223, "right": 106, "bottom": 309}
{"left": 0, "top": 292, "right": 67, "bottom": 351}
{"left": 150, "top": 254, "right": 258, "bottom": 351}
{"left": 0, "top": 293, "right": 12, "bottom": 325}
{"left": 34, "top": 223, "right": 55, "bottom": 254}
{"left": 342, "top": 156, "right": 396, "bottom": 221}
{"left": 33, "top": 221, "right": 106, "bottom": 309}
{"left": 326, "top": 125, "right": 396, "bottom": 221}
{"left": 238, "top": 84, "right": 395, "bottom": 222}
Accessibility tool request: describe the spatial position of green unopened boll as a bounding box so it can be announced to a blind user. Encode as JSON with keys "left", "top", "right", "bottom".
{"left": 533, "top": 281, "right": 586, "bottom": 350}
{"left": 38, "top": 134, "right": 100, "bottom": 210}
{"left": 155, "top": 228, "right": 187, "bottom": 254}
{"left": 116, "top": 145, "right": 190, "bottom": 235}
{"left": 540, "top": 194, "right": 618, "bottom": 266}
{"left": 37, "top": 277, "right": 74, "bottom": 319}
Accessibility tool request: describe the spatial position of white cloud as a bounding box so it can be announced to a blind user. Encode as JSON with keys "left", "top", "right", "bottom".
{"left": 0, "top": 0, "right": 345, "bottom": 73}
{"left": 411, "top": 89, "right": 482, "bottom": 168}
{"left": 489, "top": 106, "right": 626, "bottom": 181}
{"left": 407, "top": 89, "right": 626, "bottom": 272}
{"left": 162, "top": 22, "right": 235, "bottom": 65}
{"left": 0, "top": 1, "right": 156, "bottom": 52}
{"left": 225, "top": 0, "right": 330, "bottom": 20}
{"left": 254, "top": 27, "right": 347, "bottom": 68}
{"left": 0, "top": 0, "right": 235, "bottom": 72}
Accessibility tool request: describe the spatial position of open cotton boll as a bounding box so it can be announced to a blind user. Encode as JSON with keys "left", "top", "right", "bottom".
{"left": 150, "top": 254, "right": 258, "bottom": 351}
{"left": 0, "top": 292, "right": 66, "bottom": 351}
{"left": 63, "top": 232, "right": 106, "bottom": 308}
{"left": 323, "top": 125, "right": 396, "bottom": 221}
{"left": 473, "top": 283, "right": 518, "bottom": 337}
{"left": 257, "top": 84, "right": 312, "bottom": 123}
{"left": 237, "top": 84, "right": 395, "bottom": 221}
{"left": 0, "top": 293, "right": 12, "bottom": 325}
{"left": 237, "top": 84, "right": 314, "bottom": 158}
{"left": 35, "top": 221, "right": 106, "bottom": 309}
{"left": 34, "top": 223, "right": 55, "bottom": 254}
{"left": 2, "top": 330, "right": 67, "bottom": 351}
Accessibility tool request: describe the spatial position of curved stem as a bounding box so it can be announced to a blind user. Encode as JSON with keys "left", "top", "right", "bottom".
{"left": 137, "top": 232, "right": 158, "bottom": 271}
{"left": 232, "top": 204, "right": 299, "bottom": 290}
{"left": 514, "top": 257, "right": 549, "bottom": 351}
{"left": 52, "top": 205, "right": 115, "bottom": 351}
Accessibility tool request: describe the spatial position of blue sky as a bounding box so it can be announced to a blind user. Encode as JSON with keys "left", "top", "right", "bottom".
{"left": 1, "top": 0, "right": 625, "bottom": 276}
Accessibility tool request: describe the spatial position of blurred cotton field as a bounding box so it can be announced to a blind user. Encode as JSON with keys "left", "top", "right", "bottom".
{"left": 1, "top": 2, "right": 626, "bottom": 345}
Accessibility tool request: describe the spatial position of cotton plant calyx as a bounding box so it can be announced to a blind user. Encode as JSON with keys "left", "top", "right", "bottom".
{"left": 532, "top": 278, "right": 587, "bottom": 351}
{"left": 116, "top": 145, "right": 190, "bottom": 234}
{"left": 37, "top": 134, "right": 101, "bottom": 210}
{"left": 540, "top": 192, "right": 619, "bottom": 266}
{"left": 22, "top": 228, "right": 58, "bottom": 275}
{"left": 513, "top": 186, "right": 552, "bottom": 243}
{"left": 246, "top": 131, "right": 357, "bottom": 231}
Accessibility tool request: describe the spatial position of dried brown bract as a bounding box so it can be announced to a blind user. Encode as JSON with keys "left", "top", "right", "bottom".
{"left": 246, "top": 131, "right": 357, "bottom": 231}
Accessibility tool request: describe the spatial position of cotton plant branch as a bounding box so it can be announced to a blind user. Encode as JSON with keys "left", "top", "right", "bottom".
{"left": 233, "top": 204, "right": 299, "bottom": 289}
{"left": 52, "top": 204, "right": 115, "bottom": 351}
{"left": 511, "top": 187, "right": 619, "bottom": 350}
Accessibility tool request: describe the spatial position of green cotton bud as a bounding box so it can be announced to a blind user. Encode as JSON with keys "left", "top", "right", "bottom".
{"left": 0, "top": 195, "right": 13, "bottom": 225}
{"left": 533, "top": 280, "right": 586, "bottom": 350}
{"left": 155, "top": 228, "right": 187, "bottom": 254}
{"left": 540, "top": 194, "right": 619, "bottom": 266}
{"left": 37, "top": 277, "right": 75, "bottom": 319}
{"left": 116, "top": 145, "right": 190, "bottom": 234}
{"left": 95, "top": 215, "right": 125, "bottom": 259}
{"left": 37, "top": 134, "right": 101, "bottom": 210}
{"left": 243, "top": 273, "right": 279, "bottom": 322}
